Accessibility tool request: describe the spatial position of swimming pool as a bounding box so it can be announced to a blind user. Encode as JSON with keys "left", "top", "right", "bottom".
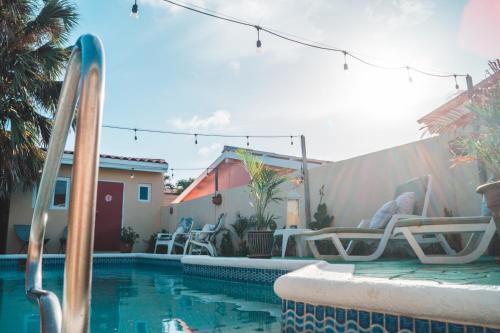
{"left": 0, "top": 264, "right": 281, "bottom": 332}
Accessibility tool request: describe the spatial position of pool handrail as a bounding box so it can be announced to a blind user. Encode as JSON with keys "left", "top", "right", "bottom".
{"left": 26, "top": 34, "right": 105, "bottom": 333}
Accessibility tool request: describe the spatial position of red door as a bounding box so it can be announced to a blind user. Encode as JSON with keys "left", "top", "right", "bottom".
{"left": 94, "top": 181, "right": 123, "bottom": 251}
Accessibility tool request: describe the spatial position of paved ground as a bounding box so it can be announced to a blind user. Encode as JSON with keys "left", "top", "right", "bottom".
{"left": 352, "top": 257, "right": 500, "bottom": 286}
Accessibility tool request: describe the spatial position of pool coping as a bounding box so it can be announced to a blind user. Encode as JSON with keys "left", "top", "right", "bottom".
{"left": 0, "top": 253, "right": 183, "bottom": 261}
{"left": 274, "top": 261, "right": 500, "bottom": 328}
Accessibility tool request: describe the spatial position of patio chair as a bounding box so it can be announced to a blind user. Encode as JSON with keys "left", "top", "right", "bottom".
{"left": 302, "top": 175, "right": 448, "bottom": 261}
{"left": 154, "top": 217, "right": 194, "bottom": 254}
{"left": 15, "top": 224, "right": 50, "bottom": 253}
{"left": 393, "top": 216, "right": 496, "bottom": 264}
{"left": 185, "top": 213, "right": 226, "bottom": 256}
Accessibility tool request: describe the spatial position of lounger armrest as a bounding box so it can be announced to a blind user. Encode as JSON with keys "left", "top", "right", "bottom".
{"left": 357, "top": 219, "right": 370, "bottom": 228}
{"left": 156, "top": 233, "right": 172, "bottom": 240}
{"left": 190, "top": 230, "right": 217, "bottom": 235}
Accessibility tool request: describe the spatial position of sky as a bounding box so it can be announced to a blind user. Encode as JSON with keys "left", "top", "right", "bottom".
{"left": 67, "top": 0, "right": 500, "bottom": 181}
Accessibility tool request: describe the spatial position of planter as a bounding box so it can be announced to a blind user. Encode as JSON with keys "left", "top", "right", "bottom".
{"left": 212, "top": 193, "right": 222, "bottom": 206}
{"left": 477, "top": 180, "right": 500, "bottom": 237}
{"left": 247, "top": 230, "right": 274, "bottom": 258}
{"left": 120, "top": 242, "right": 133, "bottom": 253}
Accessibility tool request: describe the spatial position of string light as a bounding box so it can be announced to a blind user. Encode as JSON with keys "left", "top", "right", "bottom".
{"left": 134, "top": 128, "right": 138, "bottom": 141}
{"left": 406, "top": 66, "right": 413, "bottom": 83}
{"left": 130, "top": 0, "right": 139, "bottom": 18}
{"left": 454, "top": 74, "right": 459, "bottom": 90}
{"left": 246, "top": 136, "right": 250, "bottom": 146}
{"left": 290, "top": 136, "right": 294, "bottom": 146}
{"left": 104, "top": 125, "right": 300, "bottom": 142}
{"left": 150, "top": 0, "right": 469, "bottom": 90}
{"left": 255, "top": 26, "right": 262, "bottom": 52}
{"left": 130, "top": 168, "right": 135, "bottom": 179}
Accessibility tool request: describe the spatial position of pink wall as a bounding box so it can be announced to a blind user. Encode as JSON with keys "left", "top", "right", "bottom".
{"left": 182, "top": 159, "right": 250, "bottom": 202}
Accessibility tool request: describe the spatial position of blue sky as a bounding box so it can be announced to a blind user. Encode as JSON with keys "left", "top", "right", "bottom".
{"left": 67, "top": 0, "right": 498, "bottom": 181}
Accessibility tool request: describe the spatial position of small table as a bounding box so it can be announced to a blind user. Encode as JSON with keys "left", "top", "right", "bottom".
{"left": 273, "top": 228, "right": 312, "bottom": 258}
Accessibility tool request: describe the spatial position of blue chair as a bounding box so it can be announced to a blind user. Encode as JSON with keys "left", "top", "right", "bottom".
{"left": 15, "top": 224, "right": 50, "bottom": 253}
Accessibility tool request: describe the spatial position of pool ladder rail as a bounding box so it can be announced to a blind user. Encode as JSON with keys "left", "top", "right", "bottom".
{"left": 26, "top": 34, "right": 105, "bottom": 333}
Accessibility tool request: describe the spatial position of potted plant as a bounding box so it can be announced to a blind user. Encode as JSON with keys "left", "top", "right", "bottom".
{"left": 120, "top": 226, "right": 140, "bottom": 253}
{"left": 447, "top": 71, "right": 500, "bottom": 236}
{"left": 237, "top": 149, "right": 287, "bottom": 258}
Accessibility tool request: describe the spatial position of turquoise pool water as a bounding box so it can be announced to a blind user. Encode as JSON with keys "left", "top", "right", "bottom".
{"left": 0, "top": 264, "right": 281, "bottom": 332}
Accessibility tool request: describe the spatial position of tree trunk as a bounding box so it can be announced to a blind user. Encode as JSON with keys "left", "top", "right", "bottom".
{"left": 0, "top": 197, "right": 10, "bottom": 254}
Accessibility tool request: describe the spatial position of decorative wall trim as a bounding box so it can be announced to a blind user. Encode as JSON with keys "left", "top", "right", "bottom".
{"left": 183, "top": 263, "right": 288, "bottom": 285}
{"left": 281, "top": 299, "right": 500, "bottom": 333}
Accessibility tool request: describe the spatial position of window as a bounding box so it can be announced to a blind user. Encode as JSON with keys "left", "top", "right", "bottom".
{"left": 287, "top": 199, "right": 300, "bottom": 227}
{"left": 32, "top": 177, "right": 70, "bottom": 210}
{"left": 138, "top": 184, "right": 151, "bottom": 202}
{"left": 52, "top": 179, "right": 70, "bottom": 209}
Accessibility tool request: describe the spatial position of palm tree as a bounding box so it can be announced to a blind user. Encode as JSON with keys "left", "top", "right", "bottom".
{"left": 237, "top": 149, "right": 288, "bottom": 230}
{"left": 0, "top": 0, "right": 78, "bottom": 252}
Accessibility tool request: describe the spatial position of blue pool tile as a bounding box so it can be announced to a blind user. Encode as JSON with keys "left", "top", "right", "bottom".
{"left": 295, "top": 302, "right": 304, "bottom": 316}
{"left": 347, "top": 309, "right": 358, "bottom": 322}
{"left": 325, "top": 306, "right": 335, "bottom": 318}
{"left": 359, "top": 311, "right": 370, "bottom": 329}
{"left": 372, "top": 312, "right": 384, "bottom": 326}
{"left": 466, "top": 326, "right": 484, "bottom": 333}
{"left": 315, "top": 305, "right": 325, "bottom": 321}
{"left": 400, "top": 316, "right": 414, "bottom": 331}
{"left": 306, "top": 304, "right": 314, "bottom": 315}
{"left": 431, "top": 320, "right": 446, "bottom": 333}
{"left": 287, "top": 300, "right": 295, "bottom": 311}
{"left": 335, "top": 308, "right": 346, "bottom": 324}
{"left": 415, "top": 319, "right": 430, "bottom": 333}
{"left": 385, "top": 314, "right": 398, "bottom": 333}
{"left": 449, "top": 323, "right": 465, "bottom": 333}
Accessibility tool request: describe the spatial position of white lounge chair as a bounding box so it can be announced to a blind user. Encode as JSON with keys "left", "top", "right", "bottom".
{"left": 154, "top": 217, "right": 194, "bottom": 254}
{"left": 393, "top": 216, "right": 496, "bottom": 264}
{"left": 303, "top": 175, "right": 453, "bottom": 261}
{"left": 185, "top": 213, "right": 226, "bottom": 256}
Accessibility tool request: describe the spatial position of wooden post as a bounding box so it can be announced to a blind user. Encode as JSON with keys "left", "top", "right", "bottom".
{"left": 301, "top": 135, "right": 312, "bottom": 227}
{"left": 214, "top": 167, "right": 219, "bottom": 193}
{"left": 467, "top": 75, "right": 488, "bottom": 184}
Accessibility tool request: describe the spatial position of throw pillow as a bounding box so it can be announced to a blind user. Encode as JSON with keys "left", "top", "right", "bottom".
{"left": 395, "top": 192, "right": 416, "bottom": 215}
{"left": 369, "top": 200, "right": 398, "bottom": 229}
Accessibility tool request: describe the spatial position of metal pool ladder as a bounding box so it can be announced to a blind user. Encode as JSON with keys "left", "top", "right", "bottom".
{"left": 26, "top": 34, "right": 105, "bottom": 333}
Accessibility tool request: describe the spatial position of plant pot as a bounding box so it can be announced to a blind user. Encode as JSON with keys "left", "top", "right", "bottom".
{"left": 247, "top": 230, "right": 274, "bottom": 258}
{"left": 120, "top": 242, "right": 133, "bottom": 253}
{"left": 212, "top": 193, "right": 222, "bottom": 206}
{"left": 477, "top": 180, "right": 500, "bottom": 237}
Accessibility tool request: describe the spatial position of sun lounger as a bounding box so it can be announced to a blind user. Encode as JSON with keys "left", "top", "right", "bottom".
{"left": 393, "top": 216, "right": 496, "bottom": 264}
{"left": 185, "top": 213, "right": 225, "bottom": 256}
{"left": 154, "top": 217, "right": 194, "bottom": 254}
{"left": 302, "top": 175, "right": 438, "bottom": 261}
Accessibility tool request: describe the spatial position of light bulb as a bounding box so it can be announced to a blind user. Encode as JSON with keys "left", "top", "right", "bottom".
{"left": 130, "top": 1, "right": 139, "bottom": 18}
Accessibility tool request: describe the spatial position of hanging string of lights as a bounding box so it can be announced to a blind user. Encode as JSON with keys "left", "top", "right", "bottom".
{"left": 103, "top": 125, "right": 300, "bottom": 146}
{"left": 130, "top": 0, "right": 469, "bottom": 89}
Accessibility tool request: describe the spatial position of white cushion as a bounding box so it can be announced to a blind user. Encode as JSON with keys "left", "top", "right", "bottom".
{"left": 369, "top": 200, "right": 398, "bottom": 229}
{"left": 395, "top": 192, "right": 416, "bottom": 215}
{"left": 196, "top": 224, "right": 215, "bottom": 241}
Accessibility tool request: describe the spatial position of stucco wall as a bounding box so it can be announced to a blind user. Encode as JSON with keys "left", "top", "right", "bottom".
{"left": 163, "top": 180, "right": 301, "bottom": 233}
{"left": 164, "top": 135, "right": 482, "bottom": 233}
{"left": 6, "top": 165, "right": 164, "bottom": 253}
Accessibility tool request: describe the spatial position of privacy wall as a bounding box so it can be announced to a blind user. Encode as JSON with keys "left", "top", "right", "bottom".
{"left": 163, "top": 135, "right": 481, "bottom": 232}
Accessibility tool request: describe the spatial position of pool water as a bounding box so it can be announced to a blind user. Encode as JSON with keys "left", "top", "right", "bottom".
{"left": 0, "top": 264, "right": 281, "bottom": 332}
